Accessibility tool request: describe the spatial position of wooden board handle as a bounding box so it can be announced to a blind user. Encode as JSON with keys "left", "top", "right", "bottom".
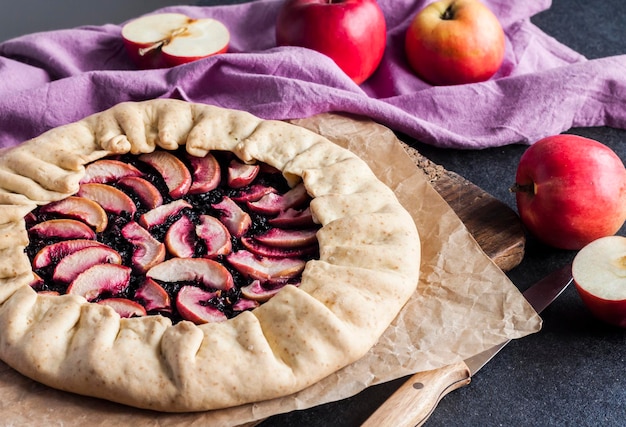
{"left": 362, "top": 360, "right": 471, "bottom": 427}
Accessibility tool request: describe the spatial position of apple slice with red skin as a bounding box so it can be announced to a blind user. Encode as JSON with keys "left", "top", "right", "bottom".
{"left": 80, "top": 159, "right": 142, "bottom": 184}
{"left": 212, "top": 196, "right": 251, "bottom": 238}
{"left": 77, "top": 183, "right": 137, "bottom": 215}
{"left": 52, "top": 246, "right": 122, "bottom": 283}
{"left": 147, "top": 258, "right": 234, "bottom": 291}
{"left": 247, "top": 182, "right": 309, "bottom": 215}
{"left": 28, "top": 219, "right": 97, "bottom": 240}
{"left": 121, "top": 221, "right": 166, "bottom": 274}
{"left": 255, "top": 227, "right": 318, "bottom": 248}
{"left": 227, "top": 159, "right": 260, "bottom": 189}
{"left": 231, "top": 184, "right": 277, "bottom": 203}
{"left": 138, "top": 151, "right": 192, "bottom": 198}
{"left": 135, "top": 277, "right": 172, "bottom": 313}
{"left": 97, "top": 298, "right": 147, "bottom": 318}
{"left": 196, "top": 215, "right": 232, "bottom": 257}
{"left": 240, "top": 236, "right": 317, "bottom": 258}
{"left": 240, "top": 279, "right": 298, "bottom": 303}
{"left": 268, "top": 207, "right": 315, "bottom": 228}
{"left": 39, "top": 196, "right": 108, "bottom": 232}
{"left": 33, "top": 239, "right": 109, "bottom": 269}
{"left": 139, "top": 199, "right": 192, "bottom": 229}
{"left": 67, "top": 264, "right": 132, "bottom": 301}
{"left": 165, "top": 215, "right": 196, "bottom": 258}
{"left": 232, "top": 297, "right": 260, "bottom": 312}
{"left": 572, "top": 235, "right": 626, "bottom": 328}
{"left": 226, "top": 250, "right": 306, "bottom": 281}
{"left": 117, "top": 176, "right": 163, "bottom": 209}
{"left": 187, "top": 153, "right": 221, "bottom": 194}
{"left": 122, "top": 13, "right": 230, "bottom": 69}
{"left": 29, "top": 272, "right": 44, "bottom": 290}
{"left": 176, "top": 286, "right": 227, "bottom": 324}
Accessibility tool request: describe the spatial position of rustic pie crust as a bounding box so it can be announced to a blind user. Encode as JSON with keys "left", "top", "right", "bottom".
{"left": 0, "top": 99, "right": 420, "bottom": 412}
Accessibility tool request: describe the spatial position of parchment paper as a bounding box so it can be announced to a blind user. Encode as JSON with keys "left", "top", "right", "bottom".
{"left": 0, "top": 114, "right": 541, "bottom": 426}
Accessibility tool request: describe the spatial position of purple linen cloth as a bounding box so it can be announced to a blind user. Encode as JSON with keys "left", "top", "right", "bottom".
{"left": 0, "top": 0, "right": 624, "bottom": 149}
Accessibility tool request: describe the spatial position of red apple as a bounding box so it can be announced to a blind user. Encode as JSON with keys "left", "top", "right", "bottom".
{"left": 572, "top": 236, "right": 626, "bottom": 328}
{"left": 511, "top": 135, "right": 626, "bottom": 250}
{"left": 276, "top": 0, "right": 387, "bottom": 85}
{"left": 121, "top": 12, "right": 229, "bottom": 69}
{"left": 404, "top": 0, "right": 505, "bottom": 85}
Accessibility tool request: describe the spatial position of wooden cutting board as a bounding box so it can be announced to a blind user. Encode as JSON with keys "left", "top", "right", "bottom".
{"left": 401, "top": 142, "right": 525, "bottom": 272}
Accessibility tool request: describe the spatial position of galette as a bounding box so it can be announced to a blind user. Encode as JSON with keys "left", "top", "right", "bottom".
{"left": 0, "top": 99, "right": 420, "bottom": 412}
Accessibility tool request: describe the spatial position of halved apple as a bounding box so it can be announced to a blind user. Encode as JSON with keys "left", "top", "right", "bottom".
{"left": 572, "top": 235, "right": 626, "bottom": 328}
{"left": 121, "top": 12, "right": 230, "bottom": 69}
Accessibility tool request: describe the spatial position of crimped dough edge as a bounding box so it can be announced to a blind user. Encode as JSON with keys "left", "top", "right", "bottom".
{"left": 0, "top": 99, "right": 420, "bottom": 412}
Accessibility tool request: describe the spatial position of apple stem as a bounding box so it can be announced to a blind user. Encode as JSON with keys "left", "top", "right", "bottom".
{"left": 138, "top": 26, "right": 188, "bottom": 57}
{"left": 509, "top": 183, "right": 535, "bottom": 195}
{"left": 441, "top": 4, "right": 455, "bottom": 20}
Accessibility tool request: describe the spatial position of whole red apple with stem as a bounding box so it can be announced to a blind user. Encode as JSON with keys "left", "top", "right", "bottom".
{"left": 122, "top": 13, "right": 230, "bottom": 69}
{"left": 404, "top": 0, "right": 505, "bottom": 85}
{"left": 572, "top": 235, "right": 626, "bottom": 328}
{"left": 511, "top": 135, "right": 626, "bottom": 250}
{"left": 275, "top": 0, "right": 387, "bottom": 85}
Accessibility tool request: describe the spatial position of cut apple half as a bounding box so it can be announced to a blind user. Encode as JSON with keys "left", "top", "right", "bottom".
{"left": 122, "top": 13, "right": 230, "bottom": 69}
{"left": 572, "top": 235, "right": 626, "bottom": 328}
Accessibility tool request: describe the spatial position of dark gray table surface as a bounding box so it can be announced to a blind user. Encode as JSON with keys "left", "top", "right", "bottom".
{"left": 192, "top": 0, "right": 626, "bottom": 426}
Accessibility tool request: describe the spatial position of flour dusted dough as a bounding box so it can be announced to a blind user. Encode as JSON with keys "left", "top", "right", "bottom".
{"left": 0, "top": 99, "right": 420, "bottom": 412}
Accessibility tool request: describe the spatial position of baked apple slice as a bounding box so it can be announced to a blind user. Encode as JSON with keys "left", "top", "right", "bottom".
{"left": 165, "top": 215, "right": 196, "bottom": 258}
{"left": 138, "top": 199, "right": 192, "bottom": 229}
{"left": 66, "top": 264, "right": 132, "bottom": 301}
{"left": 80, "top": 159, "right": 142, "bottom": 184}
{"left": 77, "top": 183, "right": 137, "bottom": 215}
{"left": 240, "top": 279, "right": 297, "bottom": 302}
{"left": 32, "top": 239, "right": 109, "bottom": 269}
{"left": 121, "top": 221, "right": 166, "bottom": 273}
{"left": 39, "top": 196, "right": 108, "bottom": 232}
{"left": 212, "top": 196, "right": 251, "bottom": 238}
{"left": 240, "top": 236, "right": 316, "bottom": 258}
{"left": 246, "top": 182, "right": 308, "bottom": 215}
{"left": 117, "top": 176, "right": 163, "bottom": 209}
{"left": 226, "top": 250, "right": 306, "bottom": 281}
{"left": 134, "top": 277, "right": 172, "bottom": 313}
{"left": 147, "top": 258, "right": 234, "bottom": 291}
{"left": 268, "top": 207, "right": 315, "bottom": 228}
{"left": 138, "top": 151, "right": 192, "bottom": 198}
{"left": 176, "top": 286, "right": 227, "bottom": 324}
{"left": 97, "top": 298, "right": 148, "bottom": 318}
{"left": 227, "top": 159, "right": 260, "bottom": 189}
{"left": 52, "top": 246, "right": 122, "bottom": 283}
{"left": 230, "top": 183, "right": 277, "bottom": 203}
{"left": 28, "top": 219, "right": 97, "bottom": 240}
{"left": 254, "top": 228, "right": 318, "bottom": 248}
{"left": 196, "top": 215, "right": 232, "bottom": 257}
{"left": 187, "top": 152, "right": 221, "bottom": 194}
